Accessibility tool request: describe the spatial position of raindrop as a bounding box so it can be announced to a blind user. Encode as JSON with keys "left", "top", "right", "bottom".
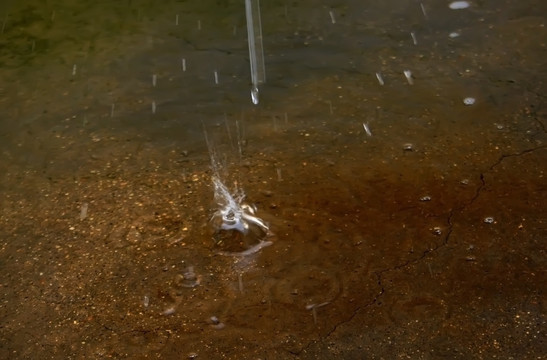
{"left": 410, "top": 32, "right": 418, "bottom": 45}
{"left": 79, "top": 202, "right": 88, "bottom": 220}
{"left": 375, "top": 72, "right": 384, "bottom": 86}
{"left": 245, "top": 0, "right": 266, "bottom": 104}
{"left": 362, "top": 122, "right": 372, "bottom": 136}
{"left": 329, "top": 10, "right": 336, "bottom": 24}
{"left": 251, "top": 86, "right": 259, "bottom": 105}
{"left": 420, "top": 195, "right": 431, "bottom": 202}
{"left": 403, "top": 70, "right": 414, "bottom": 85}
{"left": 420, "top": 3, "right": 428, "bottom": 19}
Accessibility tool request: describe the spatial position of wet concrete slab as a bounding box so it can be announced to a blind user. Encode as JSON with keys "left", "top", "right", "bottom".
{"left": 0, "top": 0, "right": 545, "bottom": 359}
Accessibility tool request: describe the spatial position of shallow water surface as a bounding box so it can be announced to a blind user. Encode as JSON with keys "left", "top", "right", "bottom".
{"left": 0, "top": 0, "right": 545, "bottom": 359}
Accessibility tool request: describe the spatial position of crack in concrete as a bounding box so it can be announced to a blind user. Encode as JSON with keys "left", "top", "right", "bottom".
{"left": 304, "top": 144, "right": 547, "bottom": 351}
{"left": 488, "top": 145, "right": 547, "bottom": 171}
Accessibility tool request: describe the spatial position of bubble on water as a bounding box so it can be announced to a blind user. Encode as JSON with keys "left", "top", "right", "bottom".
{"left": 209, "top": 316, "right": 225, "bottom": 330}
{"left": 403, "top": 143, "right": 414, "bottom": 151}
{"left": 484, "top": 217, "right": 495, "bottom": 224}
{"left": 449, "top": 1, "right": 470, "bottom": 10}
{"left": 463, "top": 97, "right": 476, "bottom": 105}
{"left": 176, "top": 266, "right": 200, "bottom": 288}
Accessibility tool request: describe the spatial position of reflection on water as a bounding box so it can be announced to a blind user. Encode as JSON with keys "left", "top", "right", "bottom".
{"left": 0, "top": 0, "right": 546, "bottom": 358}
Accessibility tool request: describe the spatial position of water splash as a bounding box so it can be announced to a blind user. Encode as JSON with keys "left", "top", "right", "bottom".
{"left": 204, "top": 121, "right": 272, "bottom": 255}
{"left": 211, "top": 175, "right": 273, "bottom": 255}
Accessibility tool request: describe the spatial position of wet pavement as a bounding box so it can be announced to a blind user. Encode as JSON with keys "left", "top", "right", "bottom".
{"left": 0, "top": 0, "right": 545, "bottom": 359}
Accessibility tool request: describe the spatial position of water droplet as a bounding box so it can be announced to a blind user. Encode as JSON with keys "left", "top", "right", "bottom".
{"left": 403, "top": 70, "right": 414, "bottom": 85}
{"left": 375, "top": 72, "right": 384, "bottom": 86}
{"left": 449, "top": 31, "right": 461, "bottom": 38}
{"left": 449, "top": 1, "right": 470, "bottom": 10}
{"left": 251, "top": 87, "right": 259, "bottom": 105}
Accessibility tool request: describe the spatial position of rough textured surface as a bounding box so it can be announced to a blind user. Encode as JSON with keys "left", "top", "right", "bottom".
{"left": 0, "top": 0, "right": 545, "bottom": 359}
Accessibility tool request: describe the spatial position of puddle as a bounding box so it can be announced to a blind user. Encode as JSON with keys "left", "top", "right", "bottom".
{"left": 0, "top": 0, "right": 545, "bottom": 358}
